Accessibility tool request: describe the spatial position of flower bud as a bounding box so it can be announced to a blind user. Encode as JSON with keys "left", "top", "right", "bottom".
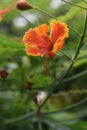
{"left": 33, "top": 91, "right": 47, "bottom": 105}
{"left": 0, "top": 69, "right": 8, "bottom": 79}
{"left": 24, "top": 82, "right": 32, "bottom": 90}
{"left": 16, "top": 0, "right": 32, "bottom": 11}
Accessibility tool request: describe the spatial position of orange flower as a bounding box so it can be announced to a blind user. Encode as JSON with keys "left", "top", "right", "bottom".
{"left": 23, "top": 20, "right": 69, "bottom": 58}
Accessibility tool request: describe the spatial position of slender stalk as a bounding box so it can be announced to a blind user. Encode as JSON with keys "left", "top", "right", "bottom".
{"left": 68, "top": 25, "right": 81, "bottom": 36}
{"left": 38, "top": 118, "right": 43, "bottom": 130}
{"left": 64, "top": 69, "right": 87, "bottom": 82}
{"left": 44, "top": 55, "right": 49, "bottom": 74}
{"left": 73, "top": 12, "right": 87, "bottom": 59}
{"left": 19, "top": 13, "right": 34, "bottom": 25}
{"left": 61, "top": 0, "right": 87, "bottom": 10}
{"left": 82, "top": 0, "right": 87, "bottom": 4}
{"left": 33, "top": 6, "right": 56, "bottom": 19}
{"left": 41, "top": 97, "right": 87, "bottom": 115}
{"left": 4, "top": 112, "right": 35, "bottom": 125}
{"left": 59, "top": 50, "right": 72, "bottom": 60}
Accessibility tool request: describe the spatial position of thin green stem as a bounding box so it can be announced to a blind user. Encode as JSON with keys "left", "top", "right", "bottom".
{"left": 82, "top": 0, "right": 87, "bottom": 4}
{"left": 59, "top": 50, "right": 72, "bottom": 60}
{"left": 38, "top": 118, "right": 43, "bottom": 130}
{"left": 64, "top": 69, "right": 87, "bottom": 82}
{"left": 19, "top": 13, "right": 34, "bottom": 25}
{"left": 80, "top": 42, "right": 87, "bottom": 50}
{"left": 4, "top": 112, "right": 35, "bottom": 125}
{"left": 44, "top": 55, "right": 49, "bottom": 74}
{"left": 73, "top": 12, "right": 87, "bottom": 59}
{"left": 61, "top": 0, "right": 87, "bottom": 10}
{"left": 68, "top": 25, "right": 81, "bottom": 36}
{"left": 33, "top": 6, "right": 56, "bottom": 19}
{"left": 41, "top": 97, "right": 87, "bottom": 115}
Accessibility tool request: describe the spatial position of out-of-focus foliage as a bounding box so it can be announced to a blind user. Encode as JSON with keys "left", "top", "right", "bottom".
{"left": 0, "top": 0, "right": 87, "bottom": 130}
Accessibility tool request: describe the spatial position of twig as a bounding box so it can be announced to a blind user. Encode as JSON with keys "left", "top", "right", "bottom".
{"left": 41, "top": 97, "right": 87, "bottom": 115}
{"left": 59, "top": 50, "right": 72, "bottom": 60}
{"left": 4, "top": 111, "right": 35, "bottom": 125}
{"left": 33, "top": 6, "right": 56, "bottom": 19}
{"left": 68, "top": 25, "right": 81, "bottom": 36}
{"left": 61, "top": 0, "right": 87, "bottom": 10}
{"left": 64, "top": 69, "right": 87, "bottom": 82}
{"left": 38, "top": 118, "right": 43, "bottom": 130}
{"left": 81, "top": 0, "right": 87, "bottom": 4}
{"left": 73, "top": 12, "right": 87, "bottom": 59}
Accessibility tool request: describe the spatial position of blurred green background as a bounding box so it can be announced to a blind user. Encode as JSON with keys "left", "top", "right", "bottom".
{"left": 0, "top": 0, "right": 87, "bottom": 130}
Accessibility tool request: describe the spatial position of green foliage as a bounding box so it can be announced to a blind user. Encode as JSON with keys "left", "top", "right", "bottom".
{"left": 0, "top": 0, "right": 87, "bottom": 130}
{"left": 0, "top": 33, "right": 24, "bottom": 55}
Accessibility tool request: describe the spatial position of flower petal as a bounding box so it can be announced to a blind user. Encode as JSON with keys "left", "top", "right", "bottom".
{"left": 48, "top": 40, "right": 64, "bottom": 58}
{"left": 23, "top": 24, "right": 52, "bottom": 57}
{"left": 23, "top": 28, "right": 51, "bottom": 47}
{"left": 23, "top": 24, "right": 51, "bottom": 46}
{"left": 25, "top": 43, "right": 48, "bottom": 57}
{"left": 50, "top": 20, "right": 69, "bottom": 43}
{"left": 35, "top": 24, "right": 49, "bottom": 34}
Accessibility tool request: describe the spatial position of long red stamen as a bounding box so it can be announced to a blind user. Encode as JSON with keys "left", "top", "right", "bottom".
{"left": 44, "top": 55, "right": 49, "bottom": 74}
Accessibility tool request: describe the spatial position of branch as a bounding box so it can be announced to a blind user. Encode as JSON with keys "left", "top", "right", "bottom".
{"left": 4, "top": 111, "right": 35, "bottom": 125}
{"left": 41, "top": 97, "right": 87, "bottom": 115}
{"left": 81, "top": 0, "right": 87, "bottom": 4}
{"left": 33, "top": 6, "right": 56, "bottom": 19}
{"left": 64, "top": 69, "right": 87, "bottom": 82}
{"left": 61, "top": 0, "right": 87, "bottom": 10}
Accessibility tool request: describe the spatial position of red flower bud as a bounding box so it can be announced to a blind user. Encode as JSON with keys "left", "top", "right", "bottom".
{"left": 16, "top": 0, "right": 32, "bottom": 10}
{"left": 0, "top": 69, "right": 8, "bottom": 79}
{"left": 33, "top": 92, "right": 47, "bottom": 105}
{"left": 24, "top": 82, "right": 32, "bottom": 90}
